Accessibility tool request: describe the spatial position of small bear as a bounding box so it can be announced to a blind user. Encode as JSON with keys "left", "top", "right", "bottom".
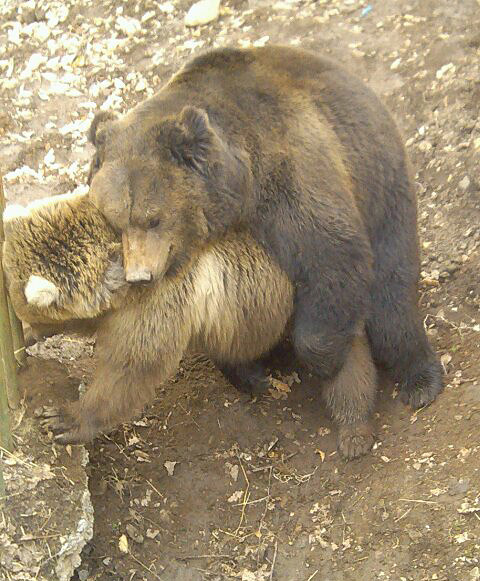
{"left": 3, "top": 192, "right": 377, "bottom": 459}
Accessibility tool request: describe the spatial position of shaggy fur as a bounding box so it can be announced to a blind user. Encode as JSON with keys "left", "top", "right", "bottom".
{"left": 3, "top": 192, "right": 124, "bottom": 324}
{"left": 3, "top": 194, "right": 376, "bottom": 458}
{"left": 86, "top": 45, "right": 443, "bottom": 413}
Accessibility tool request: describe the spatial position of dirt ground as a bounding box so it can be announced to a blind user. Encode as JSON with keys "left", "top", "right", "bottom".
{"left": 1, "top": 0, "right": 480, "bottom": 580}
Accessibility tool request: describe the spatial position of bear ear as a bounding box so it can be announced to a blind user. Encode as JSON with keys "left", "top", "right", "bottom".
{"left": 24, "top": 275, "right": 60, "bottom": 308}
{"left": 88, "top": 111, "right": 117, "bottom": 147}
{"left": 169, "top": 106, "right": 217, "bottom": 173}
{"left": 3, "top": 204, "right": 29, "bottom": 221}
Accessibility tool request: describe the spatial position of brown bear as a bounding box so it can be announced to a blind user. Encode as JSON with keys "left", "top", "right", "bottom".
{"left": 3, "top": 192, "right": 377, "bottom": 459}
{"left": 87, "top": 45, "right": 443, "bottom": 414}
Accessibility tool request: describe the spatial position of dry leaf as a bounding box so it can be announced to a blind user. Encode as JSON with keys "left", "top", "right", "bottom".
{"left": 440, "top": 353, "right": 452, "bottom": 372}
{"left": 454, "top": 532, "right": 469, "bottom": 544}
{"left": 118, "top": 534, "right": 129, "bottom": 553}
{"left": 164, "top": 461, "right": 177, "bottom": 476}
{"left": 229, "top": 464, "right": 239, "bottom": 482}
{"left": 315, "top": 449, "right": 326, "bottom": 462}
{"left": 270, "top": 378, "right": 291, "bottom": 392}
{"left": 228, "top": 490, "right": 244, "bottom": 503}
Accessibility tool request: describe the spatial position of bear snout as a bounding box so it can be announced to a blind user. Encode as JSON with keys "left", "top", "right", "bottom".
{"left": 125, "top": 268, "right": 153, "bottom": 284}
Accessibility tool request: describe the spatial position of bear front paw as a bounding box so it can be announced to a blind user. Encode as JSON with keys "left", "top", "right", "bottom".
{"left": 399, "top": 362, "right": 444, "bottom": 410}
{"left": 38, "top": 405, "right": 94, "bottom": 445}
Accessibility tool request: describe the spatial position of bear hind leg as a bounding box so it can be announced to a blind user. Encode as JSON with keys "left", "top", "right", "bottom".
{"left": 322, "top": 327, "right": 377, "bottom": 460}
{"left": 217, "top": 360, "right": 271, "bottom": 396}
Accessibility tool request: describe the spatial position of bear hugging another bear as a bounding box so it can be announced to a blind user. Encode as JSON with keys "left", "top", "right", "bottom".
{"left": 3, "top": 45, "right": 444, "bottom": 460}
{"left": 4, "top": 191, "right": 376, "bottom": 459}
{"left": 87, "top": 46, "right": 443, "bottom": 418}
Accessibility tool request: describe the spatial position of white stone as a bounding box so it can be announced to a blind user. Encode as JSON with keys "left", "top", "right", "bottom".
{"left": 436, "top": 62, "right": 455, "bottom": 79}
{"left": 185, "top": 0, "right": 221, "bottom": 27}
{"left": 116, "top": 15, "right": 141, "bottom": 36}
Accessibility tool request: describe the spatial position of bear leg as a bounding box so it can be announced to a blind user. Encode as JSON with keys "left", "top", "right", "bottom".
{"left": 217, "top": 360, "right": 271, "bottom": 395}
{"left": 321, "top": 327, "right": 376, "bottom": 460}
{"left": 367, "top": 274, "right": 443, "bottom": 410}
{"left": 40, "top": 360, "right": 159, "bottom": 444}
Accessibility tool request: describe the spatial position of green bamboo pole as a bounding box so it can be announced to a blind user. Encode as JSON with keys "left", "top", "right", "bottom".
{"left": 1, "top": 354, "right": 12, "bottom": 502}
{"left": 0, "top": 175, "right": 16, "bottom": 498}
{"left": 0, "top": 372, "right": 12, "bottom": 451}
{"left": 0, "top": 462, "right": 5, "bottom": 501}
{"left": 0, "top": 175, "right": 20, "bottom": 408}
{"left": 1, "top": 176, "right": 26, "bottom": 366}
{"left": 9, "top": 299, "right": 26, "bottom": 367}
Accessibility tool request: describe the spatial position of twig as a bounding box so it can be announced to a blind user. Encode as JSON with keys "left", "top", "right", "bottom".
{"left": 129, "top": 551, "right": 163, "bottom": 580}
{"left": 233, "top": 495, "right": 269, "bottom": 508}
{"left": 258, "top": 466, "right": 273, "bottom": 541}
{"left": 234, "top": 450, "right": 250, "bottom": 536}
{"left": 176, "top": 554, "right": 231, "bottom": 561}
{"left": 394, "top": 507, "right": 412, "bottom": 522}
{"left": 177, "top": 402, "right": 201, "bottom": 430}
{"left": 0, "top": 445, "right": 38, "bottom": 467}
{"left": 398, "top": 498, "right": 440, "bottom": 505}
{"left": 269, "top": 540, "right": 278, "bottom": 581}
{"left": 306, "top": 571, "right": 319, "bottom": 581}
{"left": 146, "top": 478, "right": 164, "bottom": 499}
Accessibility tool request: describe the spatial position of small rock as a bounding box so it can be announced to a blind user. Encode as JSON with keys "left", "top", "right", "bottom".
{"left": 418, "top": 141, "right": 433, "bottom": 152}
{"left": 116, "top": 15, "right": 141, "bottom": 36}
{"left": 146, "top": 528, "right": 160, "bottom": 539}
{"left": 78, "top": 570, "right": 89, "bottom": 581}
{"left": 118, "top": 534, "right": 129, "bottom": 553}
{"left": 390, "top": 58, "right": 401, "bottom": 70}
{"left": 459, "top": 176, "right": 471, "bottom": 191}
{"left": 126, "top": 524, "right": 144, "bottom": 544}
{"left": 448, "top": 478, "right": 470, "bottom": 496}
{"left": 436, "top": 63, "right": 455, "bottom": 79}
{"left": 185, "top": 0, "right": 220, "bottom": 27}
{"left": 158, "top": 509, "right": 173, "bottom": 524}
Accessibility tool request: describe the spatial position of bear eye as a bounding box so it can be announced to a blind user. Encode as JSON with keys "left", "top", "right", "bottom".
{"left": 148, "top": 218, "right": 160, "bottom": 229}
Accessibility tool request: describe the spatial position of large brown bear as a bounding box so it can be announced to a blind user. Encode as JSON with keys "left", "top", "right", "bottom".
{"left": 3, "top": 192, "right": 377, "bottom": 459}
{"left": 87, "top": 45, "right": 443, "bottom": 412}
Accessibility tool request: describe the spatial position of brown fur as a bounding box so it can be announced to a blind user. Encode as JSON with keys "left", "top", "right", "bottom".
{"left": 3, "top": 193, "right": 124, "bottom": 325}
{"left": 4, "top": 193, "right": 375, "bottom": 458}
{"left": 87, "top": 45, "right": 443, "bottom": 415}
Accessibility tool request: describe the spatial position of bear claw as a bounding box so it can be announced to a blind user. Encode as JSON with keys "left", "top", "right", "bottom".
{"left": 38, "top": 406, "right": 81, "bottom": 441}
{"left": 38, "top": 404, "right": 101, "bottom": 444}
{"left": 337, "top": 423, "right": 374, "bottom": 460}
{"left": 399, "top": 382, "right": 443, "bottom": 410}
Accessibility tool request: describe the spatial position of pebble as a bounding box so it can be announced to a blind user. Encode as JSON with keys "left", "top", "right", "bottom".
{"left": 390, "top": 58, "right": 401, "bottom": 70}
{"left": 185, "top": 0, "right": 220, "bottom": 27}
{"left": 435, "top": 62, "right": 455, "bottom": 79}
{"left": 126, "top": 523, "right": 144, "bottom": 544}
{"left": 448, "top": 477, "right": 469, "bottom": 496}
{"left": 459, "top": 176, "right": 471, "bottom": 191}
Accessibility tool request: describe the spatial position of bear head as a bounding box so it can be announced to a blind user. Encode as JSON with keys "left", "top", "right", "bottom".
{"left": 87, "top": 105, "right": 252, "bottom": 284}
{"left": 2, "top": 191, "right": 126, "bottom": 327}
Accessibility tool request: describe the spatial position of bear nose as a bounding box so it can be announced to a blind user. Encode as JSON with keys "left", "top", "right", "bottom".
{"left": 125, "top": 269, "right": 153, "bottom": 284}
